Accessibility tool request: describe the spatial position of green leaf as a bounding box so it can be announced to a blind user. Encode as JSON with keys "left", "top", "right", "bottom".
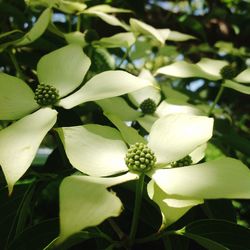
{"left": 233, "top": 68, "right": 250, "bottom": 83}
{"left": 0, "top": 73, "right": 39, "bottom": 120}
{"left": 16, "top": 8, "right": 52, "bottom": 46}
{"left": 37, "top": 44, "right": 90, "bottom": 98}
{"left": 179, "top": 219, "right": 250, "bottom": 250}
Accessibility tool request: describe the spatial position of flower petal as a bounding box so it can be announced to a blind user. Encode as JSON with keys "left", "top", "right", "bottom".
{"left": 56, "top": 125, "right": 128, "bottom": 176}
{"left": 59, "top": 70, "right": 152, "bottom": 109}
{"left": 156, "top": 61, "right": 222, "bottom": 80}
{"left": 147, "top": 180, "right": 203, "bottom": 228}
{"left": 137, "top": 115, "right": 158, "bottom": 132}
{"left": 0, "top": 108, "right": 57, "bottom": 193}
{"left": 95, "top": 32, "right": 136, "bottom": 48}
{"left": 153, "top": 157, "right": 250, "bottom": 199}
{"left": 189, "top": 143, "right": 207, "bottom": 164}
{"left": 233, "top": 68, "right": 250, "bottom": 83}
{"left": 64, "top": 31, "right": 87, "bottom": 47}
{"left": 224, "top": 80, "right": 250, "bottom": 95}
{"left": 130, "top": 18, "right": 165, "bottom": 45}
{"left": 57, "top": 175, "right": 123, "bottom": 243}
{"left": 37, "top": 44, "right": 90, "bottom": 97}
{"left": 155, "top": 101, "right": 202, "bottom": 118}
{"left": 96, "top": 97, "right": 140, "bottom": 121}
{"left": 16, "top": 8, "right": 52, "bottom": 46}
{"left": 0, "top": 73, "right": 39, "bottom": 120}
{"left": 148, "top": 114, "right": 214, "bottom": 164}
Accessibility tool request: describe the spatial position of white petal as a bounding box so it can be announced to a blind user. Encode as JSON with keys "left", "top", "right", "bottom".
{"left": 59, "top": 70, "right": 152, "bottom": 109}
{"left": 189, "top": 143, "right": 207, "bottom": 164}
{"left": 85, "top": 4, "right": 131, "bottom": 13}
{"left": 0, "top": 108, "right": 57, "bottom": 193}
{"left": 224, "top": 80, "right": 250, "bottom": 95}
{"left": 0, "top": 73, "right": 39, "bottom": 120}
{"left": 148, "top": 114, "right": 214, "bottom": 164}
{"left": 137, "top": 115, "right": 158, "bottom": 132}
{"left": 130, "top": 18, "right": 165, "bottom": 45}
{"left": 155, "top": 101, "right": 202, "bottom": 118}
{"left": 58, "top": 175, "right": 123, "bottom": 243}
{"left": 156, "top": 61, "right": 221, "bottom": 80}
{"left": 233, "top": 68, "right": 250, "bottom": 83}
{"left": 64, "top": 31, "right": 87, "bottom": 47}
{"left": 95, "top": 32, "right": 136, "bottom": 48}
{"left": 147, "top": 180, "right": 203, "bottom": 228}
{"left": 37, "top": 44, "right": 90, "bottom": 97}
{"left": 56, "top": 125, "right": 128, "bottom": 176}
{"left": 196, "top": 58, "right": 228, "bottom": 78}
{"left": 153, "top": 157, "right": 250, "bottom": 199}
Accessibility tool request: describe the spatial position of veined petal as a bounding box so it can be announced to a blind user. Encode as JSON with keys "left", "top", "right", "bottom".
{"left": 0, "top": 73, "right": 39, "bottom": 120}
{"left": 96, "top": 97, "right": 140, "bottom": 121}
{"left": 37, "top": 44, "right": 90, "bottom": 97}
{"left": 153, "top": 157, "right": 250, "bottom": 199}
{"left": 59, "top": 70, "right": 152, "bottom": 109}
{"left": 130, "top": 18, "right": 165, "bottom": 45}
{"left": 58, "top": 175, "right": 123, "bottom": 243}
{"left": 56, "top": 125, "right": 128, "bottom": 176}
{"left": 0, "top": 108, "right": 57, "bottom": 193}
{"left": 156, "top": 61, "right": 221, "bottom": 80}
{"left": 148, "top": 114, "right": 213, "bottom": 164}
{"left": 233, "top": 68, "right": 250, "bottom": 83}
{"left": 147, "top": 180, "right": 203, "bottom": 228}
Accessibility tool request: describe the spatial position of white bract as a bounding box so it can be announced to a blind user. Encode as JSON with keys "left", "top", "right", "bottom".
{"left": 156, "top": 58, "right": 250, "bottom": 95}
{"left": 0, "top": 44, "right": 152, "bottom": 193}
{"left": 56, "top": 113, "right": 250, "bottom": 242}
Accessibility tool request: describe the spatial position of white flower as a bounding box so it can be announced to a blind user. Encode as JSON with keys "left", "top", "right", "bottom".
{"left": 56, "top": 113, "right": 250, "bottom": 242}
{"left": 0, "top": 44, "right": 152, "bottom": 193}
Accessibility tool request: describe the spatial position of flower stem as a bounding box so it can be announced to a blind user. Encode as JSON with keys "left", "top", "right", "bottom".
{"left": 135, "top": 230, "right": 176, "bottom": 244}
{"left": 76, "top": 14, "right": 81, "bottom": 31}
{"left": 129, "top": 173, "right": 145, "bottom": 243}
{"left": 208, "top": 83, "right": 225, "bottom": 116}
{"left": 7, "top": 49, "right": 25, "bottom": 80}
{"left": 117, "top": 46, "right": 131, "bottom": 68}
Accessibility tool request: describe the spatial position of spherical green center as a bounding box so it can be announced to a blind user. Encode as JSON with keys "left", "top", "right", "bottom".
{"left": 171, "top": 155, "right": 192, "bottom": 168}
{"left": 125, "top": 142, "right": 156, "bottom": 173}
{"left": 34, "top": 84, "right": 59, "bottom": 107}
{"left": 139, "top": 98, "right": 157, "bottom": 114}
{"left": 220, "top": 65, "right": 237, "bottom": 80}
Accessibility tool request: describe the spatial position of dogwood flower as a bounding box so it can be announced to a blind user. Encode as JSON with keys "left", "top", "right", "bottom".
{"left": 56, "top": 113, "right": 250, "bottom": 242}
{"left": 0, "top": 44, "right": 152, "bottom": 193}
{"left": 156, "top": 58, "right": 250, "bottom": 95}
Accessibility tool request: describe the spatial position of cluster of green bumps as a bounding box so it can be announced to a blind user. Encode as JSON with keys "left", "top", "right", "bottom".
{"left": 34, "top": 84, "right": 59, "bottom": 107}
{"left": 125, "top": 142, "right": 156, "bottom": 173}
{"left": 139, "top": 98, "right": 157, "bottom": 114}
{"left": 171, "top": 155, "right": 192, "bottom": 168}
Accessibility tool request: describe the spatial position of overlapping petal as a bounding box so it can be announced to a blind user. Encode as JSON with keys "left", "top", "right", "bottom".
{"left": 0, "top": 73, "right": 39, "bottom": 120}
{"left": 148, "top": 114, "right": 213, "bottom": 164}
{"left": 0, "top": 108, "right": 57, "bottom": 193}
{"left": 147, "top": 180, "right": 203, "bottom": 228}
{"left": 56, "top": 125, "right": 128, "bottom": 176}
{"left": 37, "top": 44, "right": 90, "bottom": 97}
{"left": 152, "top": 157, "right": 250, "bottom": 199}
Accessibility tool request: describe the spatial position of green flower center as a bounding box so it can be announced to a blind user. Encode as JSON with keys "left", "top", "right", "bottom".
{"left": 125, "top": 142, "right": 156, "bottom": 173}
{"left": 85, "top": 29, "right": 100, "bottom": 43}
{"left": 220, "top": 65, "right": 237, "bottom": 80}
{"left": 34, "top": 84, "right": 59, "bottom": 107}
{"left": 139, "top": 98, "right": 157, "bottom": 114}
{"left": 171, "top": 155, "right": 192, "bottom": 168}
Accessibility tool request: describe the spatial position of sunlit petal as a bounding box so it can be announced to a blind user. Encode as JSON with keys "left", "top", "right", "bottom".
{"left": 0, "top": 108, "right": 57, "bottom": 193}
{"left": 148, "top": 114, "right": 213, "bottom": 164}
{"left": 56, "top": 125, "right": 128, "bottom": 176}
